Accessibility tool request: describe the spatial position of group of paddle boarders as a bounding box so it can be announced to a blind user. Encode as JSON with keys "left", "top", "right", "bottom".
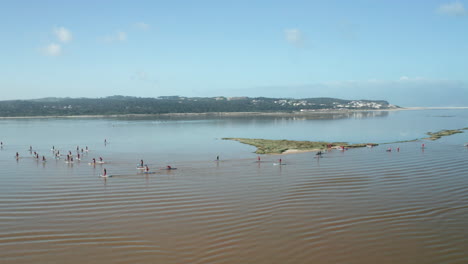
{"left": 102, "top": 159, "right": 176, "bottom": 177}
{"left": 8, "top": 139, "right": 462, "bottom": 179}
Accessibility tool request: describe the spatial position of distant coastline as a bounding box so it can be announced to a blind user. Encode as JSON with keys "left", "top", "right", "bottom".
{"left": 0, "top": 96, "right": 397, "bottom": 118}
{"left": 1, "top": 107, "right": 468, "bottom": 119}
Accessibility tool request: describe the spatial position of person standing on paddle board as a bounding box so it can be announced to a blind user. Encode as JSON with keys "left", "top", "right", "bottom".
{"left": 145, "top": 165, "right": 149, "bottom": 172}
{"left": 140, "top": 160, "right": 144, "bottom": 167}
{"left": 103, "top": 168, "right": 107, "bottom": 176}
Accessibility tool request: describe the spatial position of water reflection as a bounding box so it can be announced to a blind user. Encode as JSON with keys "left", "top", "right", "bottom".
{"left": 111, "top": 110, "right": 390, "bottom": 123}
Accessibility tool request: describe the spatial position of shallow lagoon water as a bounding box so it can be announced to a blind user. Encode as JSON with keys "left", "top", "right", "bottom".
{"left": 0, "top": 109, "right": 467, "bottom": 264}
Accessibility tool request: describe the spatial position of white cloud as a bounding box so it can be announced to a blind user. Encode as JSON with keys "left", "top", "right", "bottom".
{"left": 399, "top": 76, "right": 409, "bottom": 81}
{"left": 101, "top": 31, "right": 127, "bottom": 43}
{"left": 135, "top": 22, "right": 150, "bottom": 30}
{"left": 43, "top": 43, "right": 62, "bottom": 56}
{"left": 437, "top": 1, "right": 466, "bottom": 16}
{"left": 53, "top": 26, "right": 73, "bottom": 43}
{"left": 284, "top": 28, "right": 305, "bottom": 47}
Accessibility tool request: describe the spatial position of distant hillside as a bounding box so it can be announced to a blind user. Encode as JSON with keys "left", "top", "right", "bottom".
{"left": 0, "top": 96, "right": 398, "bottom": 117}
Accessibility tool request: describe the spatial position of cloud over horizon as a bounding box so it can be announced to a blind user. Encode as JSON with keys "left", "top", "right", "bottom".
{"left": 53, "top": 26, "right": 73, "bottom": 43}
{"left": 134, "top": 22, "right": 150, "bottom": 31}
{"left": 42, "top": 43, "right": 62, "bottom": 56}
{"left": 437, "top": 1, "right": 467, "bottom": 16}
{"left": 284, "top": 28, "right": 306, "bottom": 47}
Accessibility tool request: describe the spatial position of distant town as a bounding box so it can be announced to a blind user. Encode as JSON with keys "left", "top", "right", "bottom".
{"left": 0, "top": 96, "right": 399, "bottom": 117}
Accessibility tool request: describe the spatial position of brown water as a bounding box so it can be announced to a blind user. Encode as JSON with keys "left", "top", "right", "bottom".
{"left": 1, "top": 140, "right": 467, "bottom": 264}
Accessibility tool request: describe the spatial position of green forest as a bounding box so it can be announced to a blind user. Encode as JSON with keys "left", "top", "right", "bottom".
{"left": 0, "top": 96, "right": 395, "bottom": 117}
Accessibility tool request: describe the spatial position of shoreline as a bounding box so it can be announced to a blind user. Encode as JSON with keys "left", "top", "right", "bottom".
{"left": 0, "top": 106, "right": 467, "bottom": 120}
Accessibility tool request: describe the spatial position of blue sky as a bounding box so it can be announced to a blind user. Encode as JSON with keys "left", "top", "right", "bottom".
{"left": 1, "top": 0, "right": 467, "bottom": 106}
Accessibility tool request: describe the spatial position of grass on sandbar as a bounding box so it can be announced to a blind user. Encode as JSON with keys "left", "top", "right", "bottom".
{"left": 222, "top": 138, "right": 377, "bottom": 154}
{"left": 424, "top": 129, "right": 464, "bottom": 140}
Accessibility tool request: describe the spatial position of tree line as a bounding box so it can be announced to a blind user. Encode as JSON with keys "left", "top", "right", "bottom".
{"left": 0, "top": 96, "right": 393, "bottom": 117}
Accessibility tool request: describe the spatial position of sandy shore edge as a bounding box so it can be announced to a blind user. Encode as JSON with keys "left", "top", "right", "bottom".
{"left": 1, "top": 107, "right": 467, "bottom": 119}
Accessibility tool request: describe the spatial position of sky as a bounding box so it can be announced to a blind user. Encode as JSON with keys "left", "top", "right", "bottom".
{"left": 1, "top": 0, "right": 467, "bottom": 106}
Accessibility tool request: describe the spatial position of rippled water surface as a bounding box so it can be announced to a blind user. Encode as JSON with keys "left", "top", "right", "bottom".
{"left": 1, "top": 110, "right": 467, "bottom": 264}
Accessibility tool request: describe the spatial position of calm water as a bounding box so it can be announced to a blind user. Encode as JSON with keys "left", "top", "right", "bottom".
{"left": 0, "top": 109, "right": 467, "bottom": 264}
